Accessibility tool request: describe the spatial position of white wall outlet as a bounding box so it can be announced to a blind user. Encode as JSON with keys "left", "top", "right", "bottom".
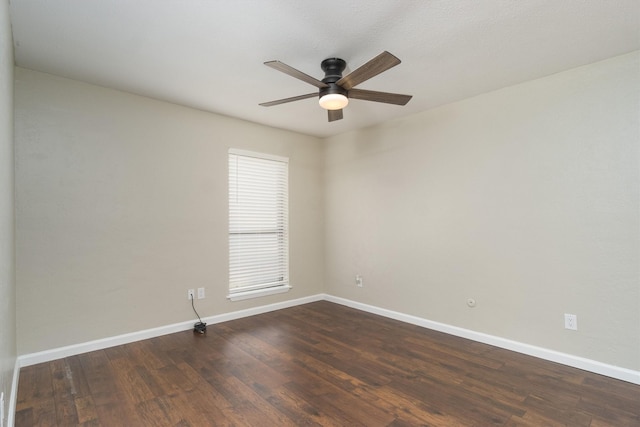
{"left": 564, "top": 313, "right": 578, "bottom": 330}
{"left": 355, "top": 275, "right": 363, "bottom": 287}
{"left": 197, "top": 287, "right": 205, "bottom": 299}
{"left": 188, "top": 289, "right": 195, "bottom": 300}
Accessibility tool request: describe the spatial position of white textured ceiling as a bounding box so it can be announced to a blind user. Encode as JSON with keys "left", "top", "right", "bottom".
{"left": 9, "top": 0, "right": 640, "bottom": 138}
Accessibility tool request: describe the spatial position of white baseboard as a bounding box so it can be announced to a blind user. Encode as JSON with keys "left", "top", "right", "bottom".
{"left": 18, "top": 293, "right": 324, "bottom": 368}
{"left": 323, "top": 294, "right": 640, "bottom": 385}
{"left": 17, "top": 292, "right": 639, "bottom": 386}
{"left": 7, "top": 358, "right": 19, "bottom": 427}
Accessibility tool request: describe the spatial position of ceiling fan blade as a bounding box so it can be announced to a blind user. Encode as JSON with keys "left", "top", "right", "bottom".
{"left": 336, "top": 51, "right": 401, "bottom": 90}
{"left": 264, "top": 60, "right": 328, "bottom": 89}
{"left": 328, "top": 109, "right": 343, "bottom": 122}
{"left": 348, "top": 89, "right": 412, "bottom": 105}
{"left": 259, "top": 93, "right": 318, "bottom": 107}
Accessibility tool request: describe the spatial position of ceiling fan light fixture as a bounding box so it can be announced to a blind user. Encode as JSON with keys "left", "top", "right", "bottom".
{"left": 319, "top": 93, "right": 348, "bottom": 110}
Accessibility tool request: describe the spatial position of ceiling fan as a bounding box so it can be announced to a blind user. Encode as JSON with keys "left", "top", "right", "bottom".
{"left": 260, "top": 51, "right": 412, "bottom": 122}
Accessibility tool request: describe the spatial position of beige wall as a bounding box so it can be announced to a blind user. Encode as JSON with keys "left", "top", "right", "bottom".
{"left": 14, "top": 68, "right": 324, "bottom": 354}
{"left": 324, "top": 52, "right": 640, "bottom": 370}
{"left": 13, "top": 52, "right": 639, "bottom": 374}
{"left": 0, "top": 0, "right": 16, "bottom": 423}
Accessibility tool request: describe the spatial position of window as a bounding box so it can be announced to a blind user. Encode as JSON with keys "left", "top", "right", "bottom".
{"left": 227, "top": 149, "right": 290, "bottom": 301}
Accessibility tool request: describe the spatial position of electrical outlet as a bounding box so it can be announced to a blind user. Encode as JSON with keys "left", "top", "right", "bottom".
{"left": 188, "top": 289, "right": 195, "bottom": 300}
{"left": 197, "top": 287, "right": 205, "bottom": 299}
{"left": 356, "top": 275, "right": 363, "bottom": 287}
{"left": 564, "top": 313, "right": 578, "bottom": 330}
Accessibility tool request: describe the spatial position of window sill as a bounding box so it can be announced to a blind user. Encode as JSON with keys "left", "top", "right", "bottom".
{"left": 227, "top": 285, "right": 291, "bottom": 302}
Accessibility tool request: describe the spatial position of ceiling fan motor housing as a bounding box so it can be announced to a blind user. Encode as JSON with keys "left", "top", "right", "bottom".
{"left": 320, "top": 58, "right": 348, "bottom": 99}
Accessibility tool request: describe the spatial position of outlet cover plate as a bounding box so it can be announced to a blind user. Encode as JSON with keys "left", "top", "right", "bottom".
{"left": 564, "top": 313, "right": 578, "bottom": 330}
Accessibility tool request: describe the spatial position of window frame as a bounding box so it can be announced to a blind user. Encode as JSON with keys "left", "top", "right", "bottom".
{"left": 227, "top": 148, "right": 290, "bottom": 301}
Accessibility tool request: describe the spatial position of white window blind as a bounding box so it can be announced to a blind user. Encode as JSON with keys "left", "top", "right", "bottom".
{"left": 228, "top": 149, "right": 289, "bottom": 295}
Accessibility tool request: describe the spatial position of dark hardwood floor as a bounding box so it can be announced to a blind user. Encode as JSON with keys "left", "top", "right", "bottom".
{"left": 15, "top": 301, "right": 640, "bottom": 426}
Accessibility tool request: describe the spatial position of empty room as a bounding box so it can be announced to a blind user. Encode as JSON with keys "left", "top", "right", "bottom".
{"left": 1, "top": 1, "right": 639, "bottom": 426}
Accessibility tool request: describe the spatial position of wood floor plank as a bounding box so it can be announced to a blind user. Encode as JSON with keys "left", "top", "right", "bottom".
{"left": 15, "top": 400, "right": 57, "bottom": 427}
{"left": 107, "top": 358, "right": 155, "bottom": 404}
{"left": 49, "top": 359, "right": 80, "bottom": 425}
{"left": 374, "top": 385, "right": 470, "bottom": 426}
{"left": 262, "top": 385, "right": 337, "bottom": 427}
{"left": 72, "top": 395, "right": 98, "bottom": 425}
{"left": 62, "top": 355, "right": 93, "bottom": 398}
{"left": 16, "top": 301, "right": 640, "bottom": 426}
{"left": 16, "top": 363, "right": 53, "bottom": 407}
{"left": 577, "top": 393, "right": 640, "bottom": 426}
{"left": 506, "top": 411, "right": 567, "bottom": 426}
